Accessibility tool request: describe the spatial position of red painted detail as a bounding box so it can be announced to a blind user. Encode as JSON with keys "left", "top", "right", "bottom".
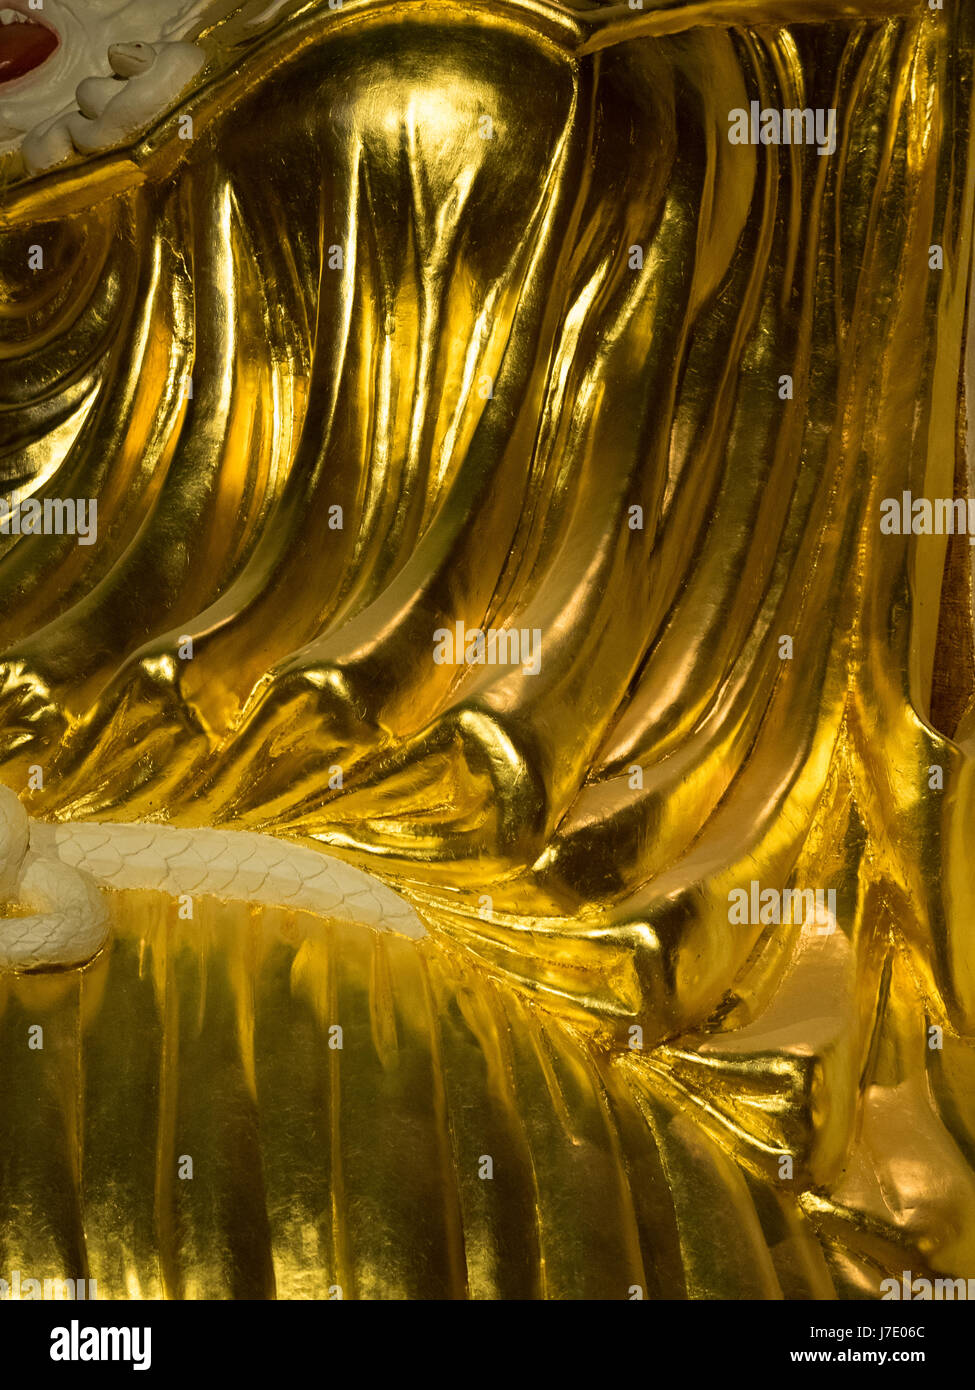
{"left": 0, "top": 18, "right": 58, "bottom": 85}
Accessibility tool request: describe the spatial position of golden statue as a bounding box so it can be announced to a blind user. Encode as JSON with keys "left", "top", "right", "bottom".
{"left": 0, "top": 0, "right": 973, "bottom": 1299}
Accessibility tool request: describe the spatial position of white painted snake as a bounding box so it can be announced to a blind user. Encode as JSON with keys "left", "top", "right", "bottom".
{"left": 0, "top": 784, "right": 426, "bottom": 970}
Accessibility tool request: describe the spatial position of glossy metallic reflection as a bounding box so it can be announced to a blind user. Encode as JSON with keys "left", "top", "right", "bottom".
{"left": 0, "top": 0, "right": 974, "bottom": 1298}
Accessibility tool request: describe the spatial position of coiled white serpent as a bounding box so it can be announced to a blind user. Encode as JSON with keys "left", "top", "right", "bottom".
{"left": 0, "top": 785, "right": 426, "bottom": 970}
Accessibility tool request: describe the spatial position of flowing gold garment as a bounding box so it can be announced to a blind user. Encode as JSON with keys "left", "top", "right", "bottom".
{"left": 1, "top": 0, "right": 974, "bottom": 1298}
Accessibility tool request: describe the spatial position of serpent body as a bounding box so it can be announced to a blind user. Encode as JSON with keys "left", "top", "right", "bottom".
{"left": 0, "top": 786, "right": 426, "bottom": 969}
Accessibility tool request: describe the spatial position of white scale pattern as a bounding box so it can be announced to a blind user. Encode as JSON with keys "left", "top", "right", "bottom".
{"left": 0, "top": 786, "right": 427, "bottom": 970}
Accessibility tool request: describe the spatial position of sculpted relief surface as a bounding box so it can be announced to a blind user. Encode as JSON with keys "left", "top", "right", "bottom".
{"left": 0, "top": 0, "right": 974, "bottom": 1301}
